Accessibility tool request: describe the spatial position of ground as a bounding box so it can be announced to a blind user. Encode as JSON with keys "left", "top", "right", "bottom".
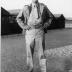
{"left": 1, "top": 29, "right": 72, "bottom": 72}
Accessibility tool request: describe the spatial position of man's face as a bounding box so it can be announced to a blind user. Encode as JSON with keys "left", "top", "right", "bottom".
{"left": 32, "top": 0, "right": 38, "bottom": 3}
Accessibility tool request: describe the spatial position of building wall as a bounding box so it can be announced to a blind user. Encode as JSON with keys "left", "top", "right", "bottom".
{"left": 1, "top": 16, "right": 22, "bottom": 35}
{"left": 47, "top": 15, "right": 65, "bottom": 30}
{"left": 65, "top": 20, "right": 72, "bottom": 28}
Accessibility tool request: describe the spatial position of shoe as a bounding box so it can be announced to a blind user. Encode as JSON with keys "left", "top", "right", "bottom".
{"left": 30, "top": 69, "right": 33, "bottom": 72}
{"left": 26, "top": 65, "right": 33, "bottom": 72}
{"left": 40, "top": 58, "right": 46, "bottom": 72}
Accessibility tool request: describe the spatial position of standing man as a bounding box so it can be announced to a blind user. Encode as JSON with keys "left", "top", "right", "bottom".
{"left": 16, "top": 0, "right": 53, "bottom": 72}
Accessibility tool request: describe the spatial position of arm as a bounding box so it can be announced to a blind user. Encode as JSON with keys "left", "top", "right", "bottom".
{"left": 43, "top": 6, "right": 53, "bottom": 29}
{"left": 16, "top": 6, "right": 31, "bottom": 30}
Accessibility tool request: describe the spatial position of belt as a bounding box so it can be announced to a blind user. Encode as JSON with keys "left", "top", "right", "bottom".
{"left": 29, "top": 24, "right": 43, "bottom": 29}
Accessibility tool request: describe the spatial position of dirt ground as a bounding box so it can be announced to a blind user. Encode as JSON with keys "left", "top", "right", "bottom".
{"left": 1, "top": 29, "right": 72, "bottom": 72}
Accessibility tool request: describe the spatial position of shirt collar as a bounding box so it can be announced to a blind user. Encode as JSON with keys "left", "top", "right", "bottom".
{"left": 31, "top": 2, "right": 39, "bottom": 8}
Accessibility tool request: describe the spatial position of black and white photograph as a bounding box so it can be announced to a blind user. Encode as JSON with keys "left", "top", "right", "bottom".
{"left": 1, "top": 0, "right": 72, "bottom": 72}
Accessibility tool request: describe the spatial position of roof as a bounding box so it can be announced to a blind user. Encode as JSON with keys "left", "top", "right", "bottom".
{"left": 1, "top": 7, "right": 11, "bottom": 16}
{"left": 8, "top": 9, "right": 20, "bottom": 16}
{"left": 54, "top": 14, "right": 64, "bottom": 18}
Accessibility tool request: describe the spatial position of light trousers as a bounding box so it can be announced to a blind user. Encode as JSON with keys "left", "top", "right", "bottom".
{"left": 25, "top": 29, "right": 45, "bottom": 69}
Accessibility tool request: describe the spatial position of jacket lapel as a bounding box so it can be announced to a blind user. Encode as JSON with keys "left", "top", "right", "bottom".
{"left": 39, "top": 3, "right": 45, "bottom": 16}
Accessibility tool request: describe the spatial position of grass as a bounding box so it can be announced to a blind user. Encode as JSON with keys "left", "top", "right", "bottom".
{"left": 1, "top": 29, "right": 72, "bottom": 72}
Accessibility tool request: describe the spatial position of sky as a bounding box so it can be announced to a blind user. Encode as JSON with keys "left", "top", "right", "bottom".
{"left": 1, "top": 0, "right": 72, "bottom": 17}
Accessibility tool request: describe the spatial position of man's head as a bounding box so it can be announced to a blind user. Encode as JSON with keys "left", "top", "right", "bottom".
{"left": 32, "top": 0, "right": 38, "bottom": 3}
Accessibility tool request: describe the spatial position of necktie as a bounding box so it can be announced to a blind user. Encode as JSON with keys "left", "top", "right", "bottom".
{"left": 28, "top": 4, "right": 41, "bottom": 26}
{"left": 33, "top": 5, "right": 39, "bottom": 19}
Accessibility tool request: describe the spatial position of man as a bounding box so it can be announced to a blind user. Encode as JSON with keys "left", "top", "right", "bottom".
{"left": 16, "top": 0, "right": 53, "bottom": 72}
